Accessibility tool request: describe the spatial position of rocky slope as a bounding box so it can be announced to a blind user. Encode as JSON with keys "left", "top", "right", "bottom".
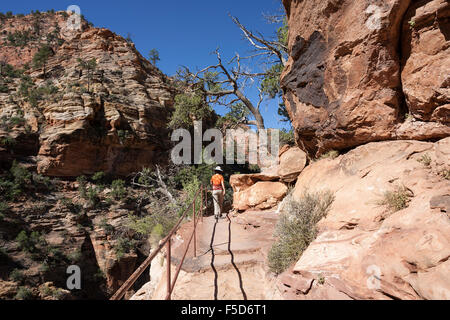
{"left": 281, "top": 0, "right": 449, "bottom": 157}
{"left": 0, "top": 11, "right": 177, "bottom": 300}
{"left": 0, "top": 11, "right": 175, "bottom": 177}
{"left": 278, "top": 138, "right": 450, "bottom": 299}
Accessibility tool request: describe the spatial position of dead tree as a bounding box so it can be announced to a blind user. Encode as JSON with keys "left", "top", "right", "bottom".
{"left": 180, "top": 14, "right": 288, "bottom": 132}
{"left": 131, "top": 165, "right": 176, "bottom": 205}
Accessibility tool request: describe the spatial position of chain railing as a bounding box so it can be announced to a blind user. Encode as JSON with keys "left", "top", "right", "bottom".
{"left": 110, "top": 185, "right": 207, "bottom": 300}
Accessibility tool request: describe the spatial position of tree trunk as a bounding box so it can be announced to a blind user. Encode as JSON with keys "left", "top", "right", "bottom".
{"left": 235, "top": 89, "right": 265, "bottom": 131}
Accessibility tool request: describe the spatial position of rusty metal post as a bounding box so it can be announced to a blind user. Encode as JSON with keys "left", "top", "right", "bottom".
{"left": 166, "top": 237, "right": 171, "bottom": 300}
{"left": 193, "top": 197, "right": 197, "bottom": 258}
{"left": 200, "top": 185, "right": 204, "bottom": 223}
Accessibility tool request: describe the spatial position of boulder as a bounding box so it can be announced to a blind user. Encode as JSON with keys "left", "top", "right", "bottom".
{"left": 277, "top": 147, "right": 307, "bottom": 182}
{"left": 278, "top": 138, "right": 450, "bottom": 300}
{"left": 281, "top": 0, "right": 450, "bottom": 157}
{"left": 233, "top": 181, "right": 288, "bottom": 211}
{"left": 230, "top": 172, "right": 280, "bottom": 193}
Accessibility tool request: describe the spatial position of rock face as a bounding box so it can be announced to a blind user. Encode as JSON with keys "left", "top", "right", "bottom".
{"left": 281, "top": 0, "right": 450, "bottom": 157}
{"left": 233, "top": 181, "right": 288, "bottom": 211}
{"left": 230, "top": 146, "right": 306, "bottom": 211}
{"left": 0, "top": 12, "right": 175, "bottom": 176}
{"left": 277, "top": 146, "right": 307, "bottom": 182}
{"left": 278, "top": 138, "right": 450, "bottom": 300}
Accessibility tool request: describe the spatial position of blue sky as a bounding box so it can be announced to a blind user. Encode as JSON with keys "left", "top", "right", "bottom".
{"left": 1, "top": 0, "right": 290, "bottom": 129}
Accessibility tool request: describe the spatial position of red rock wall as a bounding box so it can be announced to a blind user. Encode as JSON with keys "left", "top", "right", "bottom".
{"left": 281, "top": 0, "right": 450, "bottom": 157}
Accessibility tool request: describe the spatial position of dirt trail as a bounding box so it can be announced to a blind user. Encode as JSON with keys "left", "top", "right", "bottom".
{"left": 133, "top": 210, "right": 282, "bottom": 300}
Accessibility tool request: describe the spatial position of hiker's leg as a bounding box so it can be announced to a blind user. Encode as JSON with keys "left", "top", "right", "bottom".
{"left": 219, "top": 192, "right": 224, "bottom": 216}
{"left": 213, "top": 191, "right": 221, "bottom": 218}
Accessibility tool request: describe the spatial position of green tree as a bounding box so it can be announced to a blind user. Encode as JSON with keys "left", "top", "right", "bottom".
{"left": 32, "top": 45, "right": 52, "bottom": 78}
{"left": 168, "top": 93, "right": 213, "bottom": 129}
{"left": 77, "top": 58, "right": 97, "bottom": 92}
{"left": 178, "top": 14, "right": 288, "bottom": 131}
{"left": 148, "top": 49, "right": 160, "bottom": 66}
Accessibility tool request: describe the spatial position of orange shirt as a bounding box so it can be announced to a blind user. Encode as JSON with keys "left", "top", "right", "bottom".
{"left": 211, "top": 174, "right": 224, "bottom": 190}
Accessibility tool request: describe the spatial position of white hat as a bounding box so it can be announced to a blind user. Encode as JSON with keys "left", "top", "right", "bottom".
{"left": 214, "top": 166, "right": 223, "bottom": 172}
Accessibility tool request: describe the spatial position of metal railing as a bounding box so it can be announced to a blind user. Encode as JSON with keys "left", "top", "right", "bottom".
{"left": 110, "top": 185, "right": 207, "bottom": 300}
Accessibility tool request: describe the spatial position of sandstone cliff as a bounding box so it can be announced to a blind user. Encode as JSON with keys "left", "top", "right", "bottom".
{"left": 281, "top": 0, "right": 449, "bottom": 157}
{"left": 0, "top": 11, "right": 175, "bottom": 177}
{"left": 0, "top": 11, "right": 176, "bottom": 300}
{"left": 278, "top": 138, "right": 450, "bottom": 299}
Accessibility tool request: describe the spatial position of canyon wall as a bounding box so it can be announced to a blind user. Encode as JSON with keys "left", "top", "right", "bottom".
{"left": 0, "top": 12, "right": 175, "bottom": 177}
{"left": 281, "top": 0, "right": 449, "bottom": 157}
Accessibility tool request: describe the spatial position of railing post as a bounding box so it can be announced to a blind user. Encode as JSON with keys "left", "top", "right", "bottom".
{"left": 193, "top": 196, "right": 197, "bottom": 258}
{"left": 201, "top": 185, "right": 204, "bottom": 223}
{"left": 166, "top": 237, "right": 171, "bottom": 300}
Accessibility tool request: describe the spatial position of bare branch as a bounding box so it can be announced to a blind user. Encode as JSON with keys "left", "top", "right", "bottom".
{"left": 229, "top": 14, "right": 287, "bottom": 66}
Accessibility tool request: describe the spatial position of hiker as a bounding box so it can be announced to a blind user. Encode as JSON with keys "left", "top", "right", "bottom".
{"left": 210, "top": 166, "right": 225, "bottom": 219}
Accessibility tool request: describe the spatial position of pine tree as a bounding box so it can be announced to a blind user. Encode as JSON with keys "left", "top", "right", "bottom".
{"left": 148, "top": 49, "right": 160, "bottom": 66}
{"left": 32, "top": 45, "right": 52, "bottom": 78}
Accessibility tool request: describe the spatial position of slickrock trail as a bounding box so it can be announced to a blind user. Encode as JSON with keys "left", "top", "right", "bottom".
{"left": 132, "top": 211, "right": 283, "bottom": 300}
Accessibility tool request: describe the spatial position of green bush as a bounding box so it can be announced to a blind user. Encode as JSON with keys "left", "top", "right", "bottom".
{"left": 318, "top": 150, "right": 339, "bottom": 161}
{"left": 0, "top": 201, "right": 8, "bottom": 214}
{"left": 16, "top": 230, "right": 46, "bottom": 253}
{"left": 32, "top": 173, "right": 51, "bottom": 190}
{"left": 9, "top": 269, "right": 25, "bottom": 283}
{"left": 86, "top": 186, "right": 100, "bottom": 207}
{"left": 279, "top": 128, "right": 295, "bottom": 146}
{"left": 182, "top": 175, "right": 202, "bottom": 216}
{"left": 417, "top": 153, "right": 432, "bottom": 167}
{"left": 268, "top": 190, "right": 334, "bottom": 274}
{"left": 66, "top": 249, "right": 82, "bottom": 263}
{"left": 99, "top": 218, "right": 115, "bottom": 235}
{"left": 77, "top": 176, "right": 87, "bottom": 198}
{"left": 92, "top": 171, "right": 106, "bottom": 185}
{"left": 15, "top": 287, "right": 33, "bottom": 300}
{"left": 128, "top": 209, "right": 178, "bottom": 244}
{"left": 114, "top": 237, "right": 136, "bottom": 260}
{"left": 110, "top": 179, "right": 126, "bottom": 200}
{"left": 378, "top": 185, "right": 412, "bottom": 212}
{"left": 0, "top": 161, "right": 31, "bottom": 201}
{"left": 61, "top": 198, "right": 82, "bottom": 214}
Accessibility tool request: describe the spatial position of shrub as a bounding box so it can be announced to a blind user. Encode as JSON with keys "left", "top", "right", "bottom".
{"left": 110, "top": 179, "right": 126, "bottom": 200}
{"left": 114, "top": 237, "right": 136, "bottom": 260}
{"left": 182, "top": 175, "right": 202, "bottom": 216}
{"left": 279, "top": 128, "right": 295, "bottom": 146}
{"left": 77, "top": 176, "right": 87, "bottom": 198}
{"left": 99, "top": 218, "right": 115, "bottom": 235}
{"left": 61, "top": 198, "right": 82, "bottom": 214}
{"left": 0, "top": 84, "right": 8, "bottom": 93}
{"left": 86, "top": 186, "right": 100, "bottom": 207}
{"left": 9, "top": 269, "right": 25, "bottom": 283}
{"left": 66, "top": 249, "right": 82, "bottom": 263}
{"left": 439, "top": 169, "right": 450, "bottom": 180}
{"left": 32, "top": 173, "right": 51, "bottom": 190}
{"left": 0, "top": 161, "right": 31, "bottom": 201}
{"left": 318, "top": 150, "right": 339, "bottom": 161}
{"left": 10, "top": 160, "right": 31, "bottom": 186}
{"left": 0, "top": 201, "right": 8, "bottom": 214}
{"left": 268, "top": 190, "right": 334, "bottom": 274}
{"left": 378, "top": 185, "right": 413, "bottom": 212}
{"left": 15, "top": 287, "right": 33, "bottom": 300}
{"left": 127, "top": 209, "right": 178, "bottom": 244}
{"left": 417, "top": 153, "right": 432, "bottom": 167}
{"left": 16, "top": 230, "right": 46, "bottom": 253}
{"left": 92, "top": 171, "right": 106, "bottom": 185}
